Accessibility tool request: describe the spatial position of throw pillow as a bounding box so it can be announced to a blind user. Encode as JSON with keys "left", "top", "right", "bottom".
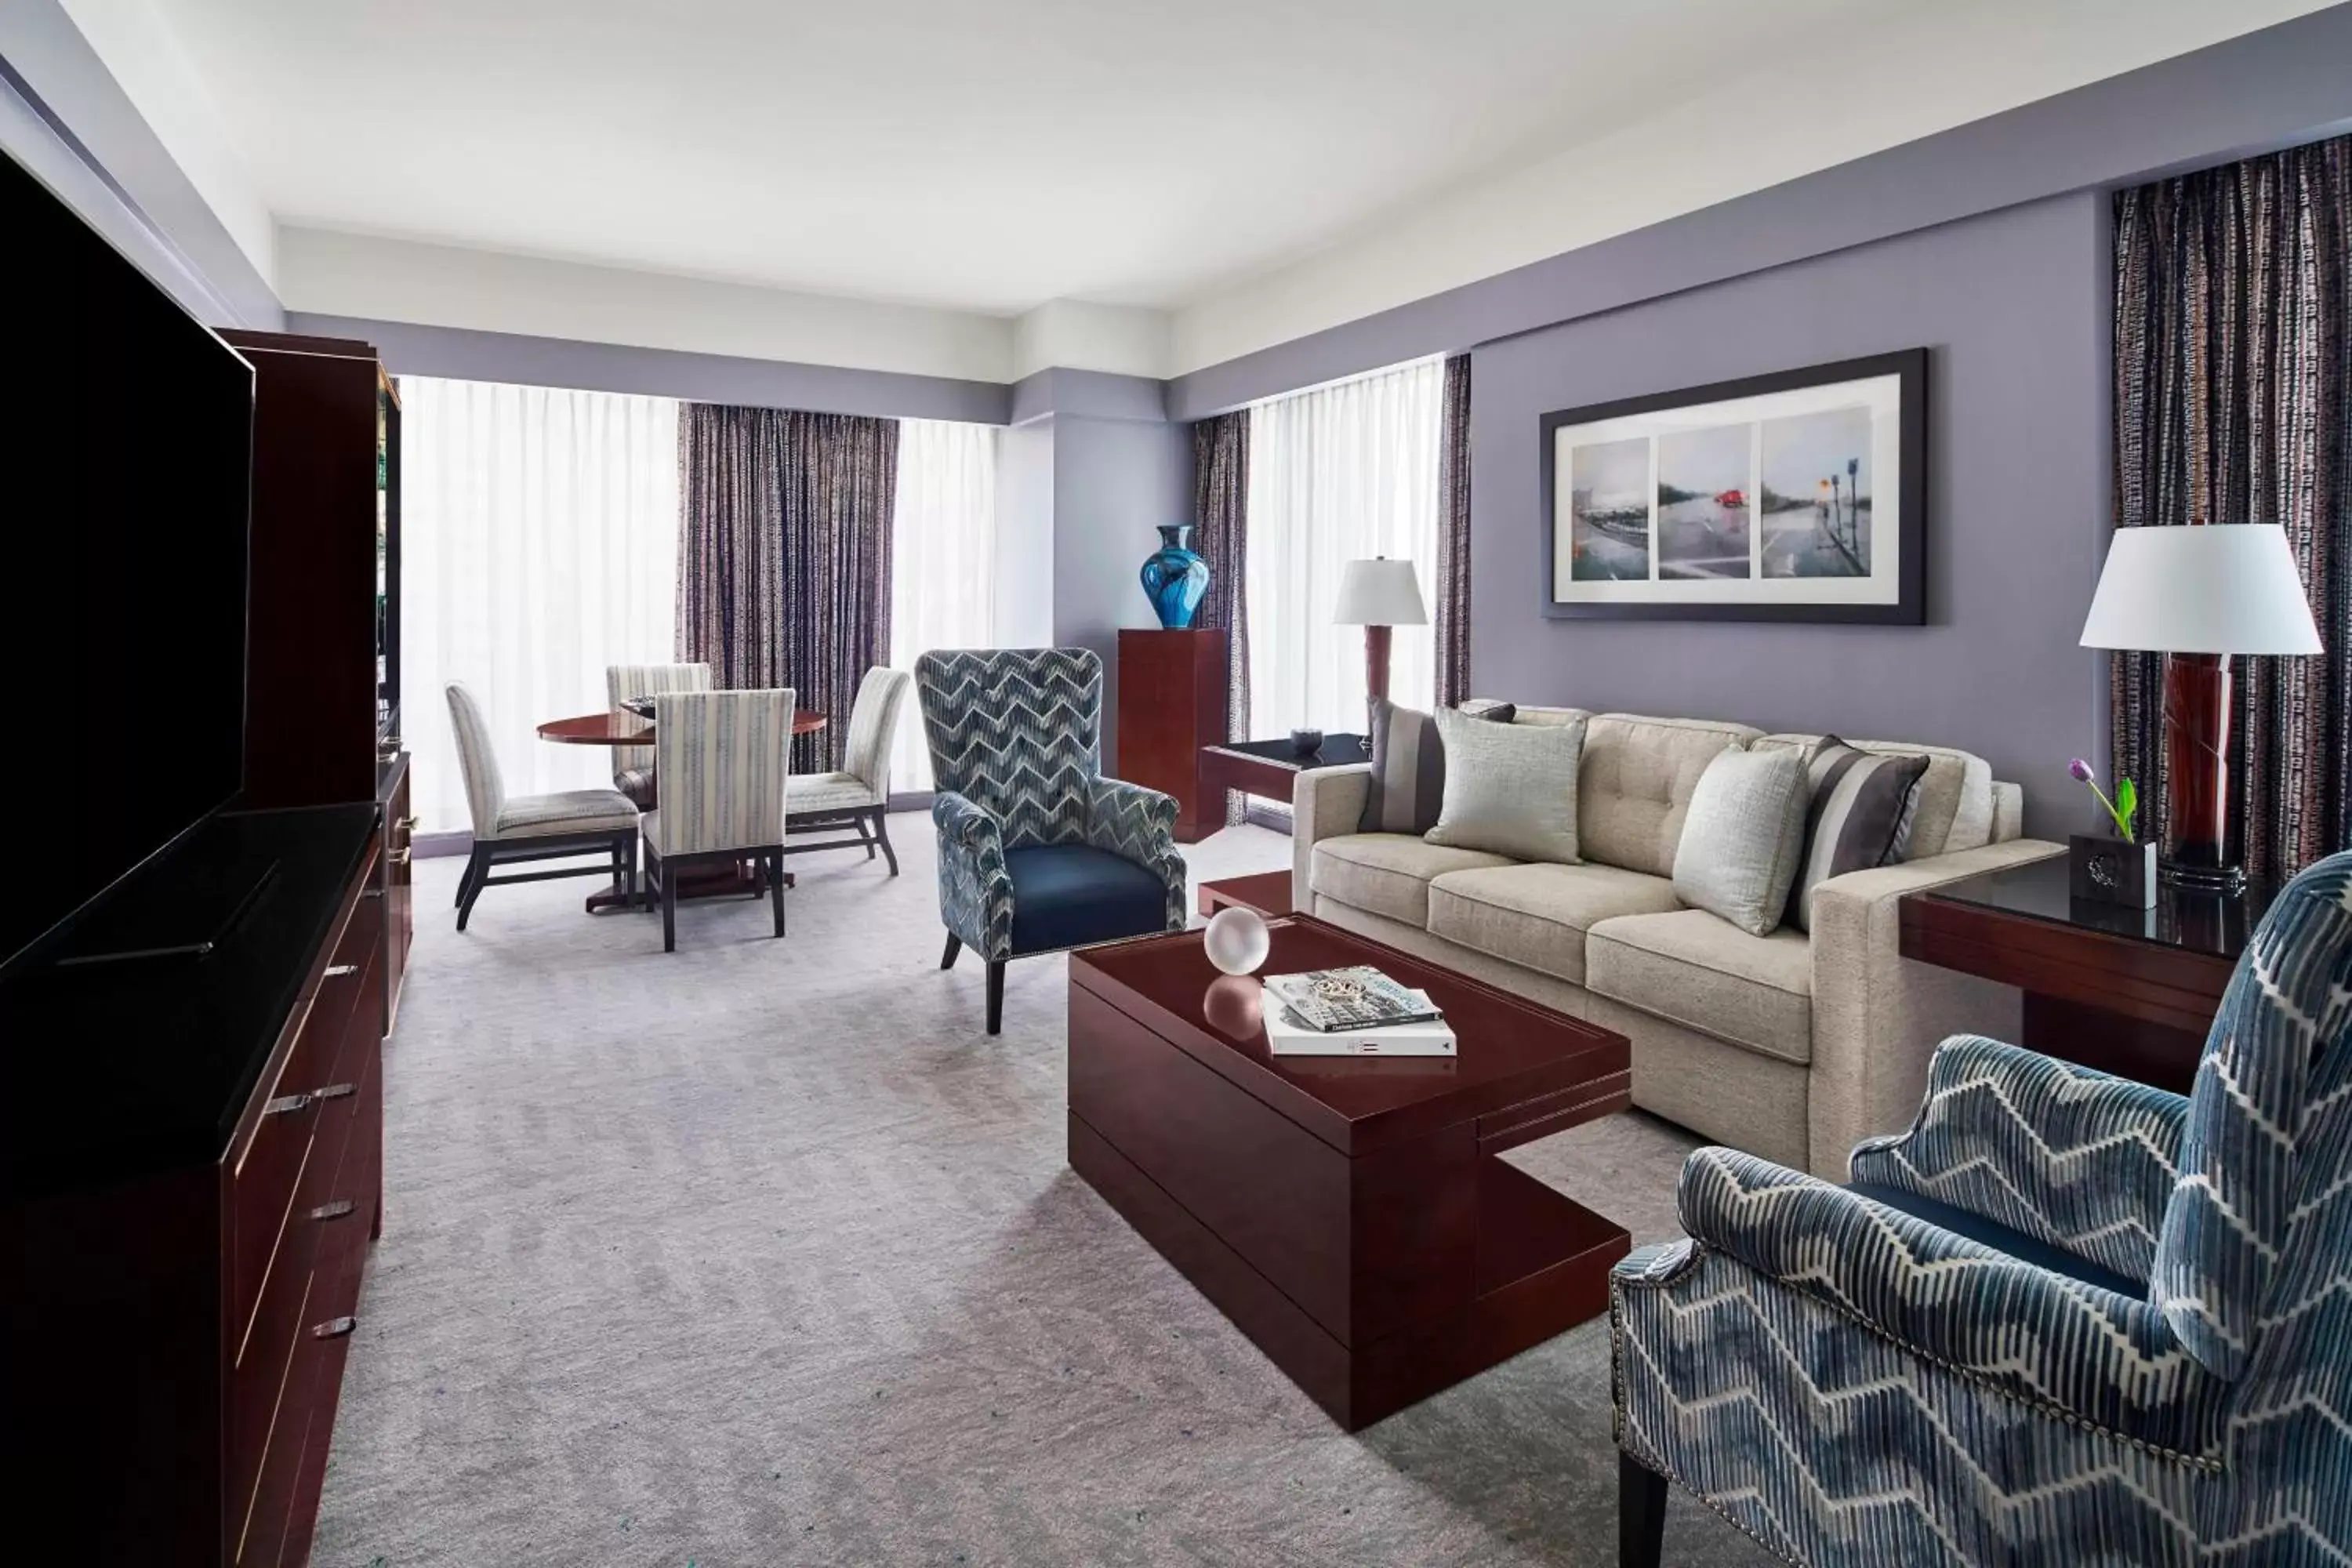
{"left": 1671, "top": 746, "right": 1810, "bottom": 937}
{"left": 1358, "top": 699, "right": 1517, "bottom": 835}
{"left": 1423, "top": 707, "right": 1584, "bottom": 863}
{"left": 1785, "top": 735, "right": 1930, "bottom": 931}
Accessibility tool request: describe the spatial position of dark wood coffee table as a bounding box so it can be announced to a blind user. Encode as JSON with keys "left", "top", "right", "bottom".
{"left": 1068, "top": 915, "right": 1632, "bottom": 1430}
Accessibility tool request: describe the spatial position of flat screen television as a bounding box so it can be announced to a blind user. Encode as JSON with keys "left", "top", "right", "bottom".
{"left": 0, "top": 147, "right": 253, "bottom": 976}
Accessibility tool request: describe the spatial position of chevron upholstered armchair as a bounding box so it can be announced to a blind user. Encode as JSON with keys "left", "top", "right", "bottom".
{"left": 914, "top": 648, "right": 1185, "bottom": 1033}
{"left": 1613, "top": 849, "right": 2352, "bottom": 1568}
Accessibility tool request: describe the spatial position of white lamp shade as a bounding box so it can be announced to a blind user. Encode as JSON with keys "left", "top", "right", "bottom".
{"left": 2079, "top": 524, "right": 2321, "bottom": 655}
{"left": 1333, "top": 557, "right": 1428, "bottom": 626}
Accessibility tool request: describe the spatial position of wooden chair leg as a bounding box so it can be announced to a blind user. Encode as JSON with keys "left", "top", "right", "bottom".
{"left": 662, "top": 869, "right": 678, "bottom": 953}
{"left": 1620, "top": 1453, "right": 1668, "bottom": 1568}
{"left": 871, "top": 809, "right": 899, "bottom": 877}
{"left": 941, "top": 933, "right": 962, "bottom": 970}
{"left": 854, "top": 813, "right": 877, "bottom": 860}
{"left": 769, "top": 851, "right": 787, "bottom": 937}
{"left": 985, "top": 960, "right": 1006, "bottom": 1036}
{"left": 456, "top": 844, "right": 491, "bottom": 931}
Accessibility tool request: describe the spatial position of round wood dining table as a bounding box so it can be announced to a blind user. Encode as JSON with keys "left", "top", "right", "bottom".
{"left": 535, "top": 707, "right": 827, "bottom": 913}
{"left": 535, "top": 709, "right": 827, "bottom": 744}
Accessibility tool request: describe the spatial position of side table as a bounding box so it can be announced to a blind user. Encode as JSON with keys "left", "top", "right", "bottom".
{"left": 1195, "top": 734, "right": 1370, "bottom": 918}
{"left": 1899, "top": 855, "right": 2270, "bottom": 1094}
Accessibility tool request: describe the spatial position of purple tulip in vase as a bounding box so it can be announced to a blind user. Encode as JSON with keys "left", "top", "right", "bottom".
{"left": 2066, "top": 757, "right": 2156, "bottom": 908}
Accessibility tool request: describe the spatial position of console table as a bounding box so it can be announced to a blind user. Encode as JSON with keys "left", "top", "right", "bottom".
{"left": 1899, "top": 855, "right": 2270, "bottom": 1094}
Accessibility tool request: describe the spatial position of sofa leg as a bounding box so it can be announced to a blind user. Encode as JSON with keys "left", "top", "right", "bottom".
{"left": 871, "top": 809, "right": 899, "bottom": 876}
{"left": 1619, "top": 1453, "right": 1668, "bottom": 1568}
{"left": 940, "top": 933, "right": 962, "bottom": 971}
{"left": 985, "top": 960, "right": 1006, "bottom": 1035}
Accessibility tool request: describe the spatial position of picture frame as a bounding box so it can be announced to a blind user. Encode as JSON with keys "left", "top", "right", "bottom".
{"left": 1539, "top": 348, "right": 1926, "bottom": 623}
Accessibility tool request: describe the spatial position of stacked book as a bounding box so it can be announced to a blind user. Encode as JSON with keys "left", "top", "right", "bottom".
{"left": 1260, "top": 965, "right": 1456, "bottom": 1057}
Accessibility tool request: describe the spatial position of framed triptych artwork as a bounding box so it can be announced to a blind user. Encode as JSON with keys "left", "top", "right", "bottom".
{"left": 1540, "top": 349, "right": 1926, "bottom": 623}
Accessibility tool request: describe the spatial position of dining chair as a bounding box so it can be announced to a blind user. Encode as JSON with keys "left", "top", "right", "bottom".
{"left": 605, "top": 662, "right": 712, "bottom": 808}
{"left": 641, "top": 687, "right": 794, "bottom": 953}
{"left": 445, "top": 681, "right": 640, "bottom": 931}
{"left": 783, "top": 666, "right": 913, "bottom": 875}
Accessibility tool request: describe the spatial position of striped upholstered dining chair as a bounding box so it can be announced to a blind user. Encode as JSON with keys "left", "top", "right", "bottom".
{"left": 604, "top": 662, "right": 711, "bottom": 808}
{"left": 1611, "top": 848, "right": 2352, "bottom": 1567}
{"left": 783, "top": 666, "right": 914, "bottom": 875}
{"left": 639, "top": 688, "right": 794, "bottom": 953}
{"left": 445, "top": 682, "right": 641, "bottom": 931}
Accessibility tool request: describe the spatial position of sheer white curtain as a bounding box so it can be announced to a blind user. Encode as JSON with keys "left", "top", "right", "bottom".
{"left": 401, "top": 377, "right": 680, "bottom": 833}
{"left": 1246, "top": 358, "right": 1446, "bottom": 738}
{"left": 887, "top": 418, "right": 998, "bottom": 793}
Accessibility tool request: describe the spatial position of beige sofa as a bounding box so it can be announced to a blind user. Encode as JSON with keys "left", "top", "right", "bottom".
{"left": 1292, "top": 708, "right": 2063, "bottom": 1178}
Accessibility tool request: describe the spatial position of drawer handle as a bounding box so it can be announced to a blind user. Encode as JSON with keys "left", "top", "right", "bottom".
{"left": 311, "top": 1316, "right": 357, "bottom": 1340}
{"left": 313, "top": 1081, "right": 358, "bottom": 1101}
{"left": 362, "top": 887, "right": 385, "bottom": 901}
{"left": 309, "top": 1199, "right": 357, "bottom": 1222}
{"left": 264, "top": 1093, "right": 313, "bottom": 1117}
{"left": 395, "top": 815, "right": 419, "bottom": 831}
{"left": 389, "top": 848, "right": 412, "bottom": 866}
{"left": 325, "top": 963, "right": 360, "bottom": 978}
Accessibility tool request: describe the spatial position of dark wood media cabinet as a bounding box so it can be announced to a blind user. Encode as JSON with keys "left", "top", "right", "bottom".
{"left": 3, "top": 804, "right": 387, "bottom": 1565}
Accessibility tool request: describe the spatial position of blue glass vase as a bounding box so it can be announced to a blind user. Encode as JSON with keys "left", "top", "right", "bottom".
{"left": 1139, "top": 524, "right": 1210, "bottom": 630}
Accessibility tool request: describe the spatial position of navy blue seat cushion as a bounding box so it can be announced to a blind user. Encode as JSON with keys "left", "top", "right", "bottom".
{"left": 1004, "top": 844, "right": 1169, "bottom": 956}
{"left": 1845, "top": 1181, "right": 2147, "bottom": 1298}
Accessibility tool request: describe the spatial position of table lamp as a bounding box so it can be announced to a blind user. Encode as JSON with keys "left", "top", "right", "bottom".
{"left": 2078, "top": 522, "right": 2321, "bottom": 893}
{"left": 1334, "top": 557, "right": 1428, "bottom": 722}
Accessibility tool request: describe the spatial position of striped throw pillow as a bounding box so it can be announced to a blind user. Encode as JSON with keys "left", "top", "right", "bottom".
{"left": 1787, "top": 735, "right": 1929, "bottom": 931}
{"left": 1358, "top": 699, "right": 1515, "bottom": 835}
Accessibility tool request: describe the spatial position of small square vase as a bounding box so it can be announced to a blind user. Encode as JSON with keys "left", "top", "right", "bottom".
{"left": 2070, "top": 833, "right": 2157, "bottom": 909}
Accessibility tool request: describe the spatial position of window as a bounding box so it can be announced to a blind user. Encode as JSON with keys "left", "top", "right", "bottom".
{"left": 888, "top": 418, "right": 999, "bottom": 793}
{"left": 401, "top": 377, "right": 680, "bottom": 833}
{"left": 1244, "top": 358, "right": 1446, "bottom": 738}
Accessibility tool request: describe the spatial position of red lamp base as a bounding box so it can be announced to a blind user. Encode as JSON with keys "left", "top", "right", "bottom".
{"left": 2160, "top": 652, "right": 2244, "bottom": 895}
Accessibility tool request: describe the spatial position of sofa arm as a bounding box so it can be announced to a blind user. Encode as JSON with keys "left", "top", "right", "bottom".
{"left": 1806, "top": 837, "right": 2065, "bottom": 1178}
{"left": 1849, "top": 1034, "right": 2187, "bottom": 1285}
{"left": 931, "top": 790, "right": 1014, "bottom": 958}
{"left": 1291, "top": 764, "right": 1371, "bottom": 913}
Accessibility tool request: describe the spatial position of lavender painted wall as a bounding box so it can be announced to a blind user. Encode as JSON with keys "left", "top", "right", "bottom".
{"left": 1049, "top": 412, "right": 1192, "bottom": 769}
{"left": 1470, "top": 191, "right": 2111, "bottom": 837}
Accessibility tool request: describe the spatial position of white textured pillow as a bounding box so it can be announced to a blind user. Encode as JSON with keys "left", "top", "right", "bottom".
{"left": 1424, "top": 708, "right": 1586, "bottom": 864}
{"left": 1671, "top": 747, "right": 1809, "bottom": 936}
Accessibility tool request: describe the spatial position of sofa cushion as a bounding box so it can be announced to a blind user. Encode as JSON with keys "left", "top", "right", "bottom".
{"left": 1359, "top": 698, "right": 1516, "bottom": 835}
{"left": 1753, "top": 734, "right": 1994, "bottom": 859}
{"left": 1585, "top": 908, "right": 1813, "bottom": 1064}
{"left": 1426, "top": 862, "right": 1684, "bottom": 985}
{"left": 1311, "top": 834, "right": 1513, "bottom": 927}
{"left": 1577, "top": 715, "right": 1762, "bottom": 878}
{"left": 1425, "top": 706, "right": 1587, "bottom": 864}
{"left": 1671, "top": 746, "right": 1810, "bottom": 937}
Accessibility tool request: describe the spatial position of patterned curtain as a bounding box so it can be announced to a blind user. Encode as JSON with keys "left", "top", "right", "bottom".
{"left": 1192, "top": 410, "right": 1250, "bottom": 825}
{"left": 1435, "top": 353, "right": 1473, "bottom": 706}
{"left": 2111, "top": 136, "right": 2351, "bottom": 884}
{"left": 677, "top": 405, "right": 901, "bottom": 772}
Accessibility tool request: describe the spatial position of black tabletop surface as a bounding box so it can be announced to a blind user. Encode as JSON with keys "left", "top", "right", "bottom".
{"left": 2, "top": 802, "right": 376, "bottom": 1192}
{"left": 1209, "top": 734, "right": 1372, "bottom": 769}
{"left": 1926, "top": 852, "right": 2274, "bottom": 964}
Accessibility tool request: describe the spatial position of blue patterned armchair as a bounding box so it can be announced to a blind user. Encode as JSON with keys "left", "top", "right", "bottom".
{"left": 914, "top": 648, "right": 1186, "bottom": 1033}
{"left": 1613, "top": 850, "right": 2352, "bottom": 1568}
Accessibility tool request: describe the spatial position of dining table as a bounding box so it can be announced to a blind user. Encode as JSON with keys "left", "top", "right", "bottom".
{"left": 536, "top": 706, "right": 829, "bottom": 913}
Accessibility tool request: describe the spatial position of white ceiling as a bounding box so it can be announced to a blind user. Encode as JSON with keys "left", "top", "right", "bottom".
{"left": 142, "top": 0, "right": 1896, "bottom": 316}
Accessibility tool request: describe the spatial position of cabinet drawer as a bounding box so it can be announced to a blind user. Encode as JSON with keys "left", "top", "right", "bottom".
{"left": 231, "top": 1267, "right": 318, "bottom": 1566}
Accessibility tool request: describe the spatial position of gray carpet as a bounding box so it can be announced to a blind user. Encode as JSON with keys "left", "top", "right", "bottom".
{"left": 312, "top": 818, "right": 1776, "bottom": 1567}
